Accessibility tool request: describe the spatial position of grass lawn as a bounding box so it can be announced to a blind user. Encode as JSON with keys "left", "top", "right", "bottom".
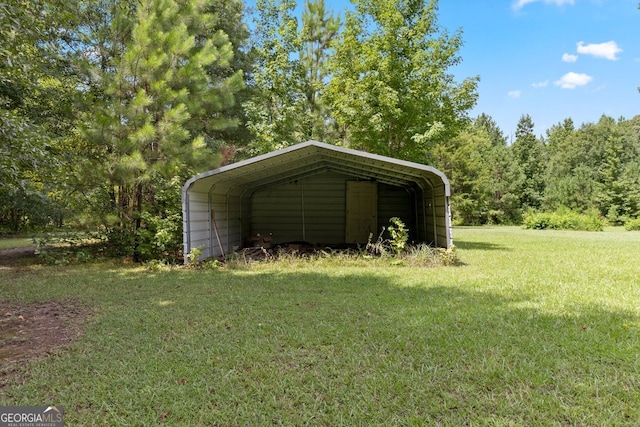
{"left": 1, "top": 227, "right": 639, "bottom": 425}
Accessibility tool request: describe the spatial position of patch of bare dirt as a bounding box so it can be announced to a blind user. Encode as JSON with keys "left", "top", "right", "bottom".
{"left": 0, "top": 300, "right": 93, "bottom": 388}
{"left": 0, "top": 246, "right": 39, "bottom": 270}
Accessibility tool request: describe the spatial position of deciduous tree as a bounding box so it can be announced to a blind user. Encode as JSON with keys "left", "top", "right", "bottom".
{"left": 326, "top": 0, "right": 478, "bottom": 162}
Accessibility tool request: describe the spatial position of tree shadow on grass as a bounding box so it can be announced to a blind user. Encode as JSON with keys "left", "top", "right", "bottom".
{"left": 454, "top": 239, "right": 511, "bottom": 251}
{"left": 176, "top": 269, "right": 638, "bottom": 424}
{"left": 2, "top": 267, "right": 638, "bottom": 425}
{"left": 232, "top": 270, "right": 637, "bottom": 423}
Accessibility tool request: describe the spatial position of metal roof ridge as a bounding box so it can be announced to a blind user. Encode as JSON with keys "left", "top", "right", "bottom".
{"left": 183, "top": 140, "right": 450, "bottom": 196}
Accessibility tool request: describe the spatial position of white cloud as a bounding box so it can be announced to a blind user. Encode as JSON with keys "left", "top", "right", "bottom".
{"left": 532, "top": 81, "right": 549, "bottom": 88}
{"left": 513, "top": 0, "right": 574, "bottom": 10}
{"left": 562, "top": 53, "right": 578, "bottom": 63}
{"left": 576, "top": 41, "right": 622, "bottom": 60}
{"left": 508, "top": 90, "right": 522, "bottom": 99}
{"left": 554, "top": 72, "right": 593, "bottom": 89}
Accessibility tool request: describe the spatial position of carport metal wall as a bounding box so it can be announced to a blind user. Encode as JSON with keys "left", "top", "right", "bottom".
{"left": 182, "top": 141, "right": 452, "bottom": 261}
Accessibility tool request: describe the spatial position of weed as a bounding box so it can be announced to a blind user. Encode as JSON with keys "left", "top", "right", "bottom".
{"left": 387, "top": 217, "right": 409, "bottom": 254}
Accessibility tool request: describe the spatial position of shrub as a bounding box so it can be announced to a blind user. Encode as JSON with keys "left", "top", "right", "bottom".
{"left": 522, "top": 209, "right": 604, "bottom": 231}
{"left": 624, "top": 218, "right": 640, "bottom": 231}
{"left": 387, "top": 217, "right": 409, "bottom": 255}
{"left": 33, "top": 231, "right": 105, "bottom": 264}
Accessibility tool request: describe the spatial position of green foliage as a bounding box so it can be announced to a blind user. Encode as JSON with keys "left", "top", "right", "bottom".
{"left": 365, "top": 217, "right": 410, "bottom": 257}
{"left": 387, "top": 217, "right": 409, "bottom": 254}
{"left": 242, "top": 0, "right": 341, "bottom": 152}
{"left": 624, "top": 217, "right": 640, "bottom": 231}
{"left": 522, "top": 209, "right": 604, "bottom": 231}
{"left": 0, "top": 188, "right": 64, "bottom": 232}
{"left": 300, "top": 0, "right": 342, "bottom": 142}
{"left": 512, "top": 114, "right": 546, "bottom": 210}
{"left": 186, "top": 245, "right": 205, "bottom": 266}
{"left": 81, "top": 0, "right": 243, "bottom": 260}
{"left": 242, "top": 0, "right": 310, "bottom": 155}
{"left": 136, "top": 212, "right": 182, "bottom": 262}
{"left": 0, "top": 1, "right": 77, "bottom": 232}
{"left": 33, "top": 231, "right": 104, "bottom": 265}
{"left": 326, "top": 0, "right": 478, "bottom": 161}
{"left": 544, "top": 115, "right": 640, "bottom": 222}
{"left": 134, "top": 180, "right": 183, "bottom": 262}
{"left": 435, "top": 116, "right": 522, "bottom": 225}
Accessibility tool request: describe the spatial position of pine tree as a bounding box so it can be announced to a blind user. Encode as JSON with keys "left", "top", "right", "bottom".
{"left": 473, "top": 115, "right": 523, "bottom": 223}
{"left": 86, "top": 0, "right": 243, "bottom": 259}
{"left": 511, "top": 114, "right": 546, "bottom": 210}
{"left": 300, "top": 0, "right": 341, "bottom": 141}
{"left": 595, "top": 116, "right": 640, "bottom": 223}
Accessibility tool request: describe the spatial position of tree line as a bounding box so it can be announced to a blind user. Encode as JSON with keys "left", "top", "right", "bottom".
{"left": 1, "top": 0, "right": 638, "bottom": 260}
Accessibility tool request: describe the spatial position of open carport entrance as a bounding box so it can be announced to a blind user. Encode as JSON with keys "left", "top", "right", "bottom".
{"left": 182, "top": 141, "right": 452, "bottom": 261}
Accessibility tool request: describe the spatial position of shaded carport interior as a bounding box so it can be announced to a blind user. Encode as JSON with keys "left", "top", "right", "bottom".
{"left": 182, "top": 141, "right": 452, "bottom": 261}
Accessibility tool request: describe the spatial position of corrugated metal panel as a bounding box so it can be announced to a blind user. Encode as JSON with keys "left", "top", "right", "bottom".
{"left": 251, "top": 171, "right": 348, "bottom": 244}
{"left": 303, "top": 174, "right": 347, "bottom": 243}
{"left": 225, "top": 195, "right": 243, "bottom": 253}
{"left": 182, "top": 191, "right": 210, "bottom": 258}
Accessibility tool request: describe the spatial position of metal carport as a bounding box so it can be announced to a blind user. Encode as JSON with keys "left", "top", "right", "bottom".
{"left": 182, "top": 140, "right": 452, "bottom": 261}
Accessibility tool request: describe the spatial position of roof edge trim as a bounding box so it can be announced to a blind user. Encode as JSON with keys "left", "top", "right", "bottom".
{"left": 183, "top": 140, "right": 450, "bottom": 196}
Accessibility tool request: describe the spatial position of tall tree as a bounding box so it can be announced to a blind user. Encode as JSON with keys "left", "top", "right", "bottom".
{"left": 325, "top": 0, "right": 478, "bottom": 162}
{"left": 475, "top": 113, "right": 508, "bottom": 147}
{"left": 433, "top": 126, "right": 493, "bottom": 224}
{"left": 543, "top": 118, "right": 594, "bottom": 212}
{"left": 0, "top": 1, "right": 77, "bottom": 231}
{"left": 85, "top": 0, "right": 243, "bottom": 259}
{"left": 202, "top": 0, "right": 252, "bottom": 156}
{"left": 433, "top": 115, "right": 522, "bottom": 225}
{"left": 511, "top": 114, "right": 546, "bottom": 210}
{"left": 473, "top": 115, "right": 523, "bottom": 223}
{"left": 594, "top": 116, "right": 640, "bottom": 223}
{"left": 300, "top": 0, "right": 341, "bottom": 141}
{"left": 242, "top": 0, "right": 307, "bottom": 155}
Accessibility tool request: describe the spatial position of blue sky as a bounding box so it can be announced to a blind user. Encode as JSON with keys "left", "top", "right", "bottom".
{"left": 248, "top": 0, "right": 640, "bottom": 139}
{"left": 434, "top": 0, "right": 640, "bottom": 139}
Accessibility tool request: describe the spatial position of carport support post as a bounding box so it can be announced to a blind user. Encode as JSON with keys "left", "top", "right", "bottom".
{"left": 301, "top": 180, "right": 306, "bottom": 241}
{"left": 432, "top": 192, "right": 438, "bottom": 247}
{"left": 211, "top": 209, "right": 225, "bottom": 257}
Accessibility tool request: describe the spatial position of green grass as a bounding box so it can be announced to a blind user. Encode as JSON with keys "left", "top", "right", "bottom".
{"left": 1, "top": 227, "right": 640, "bottom": 425}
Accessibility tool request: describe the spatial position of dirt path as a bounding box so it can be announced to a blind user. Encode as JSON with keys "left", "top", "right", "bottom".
{"left": 0, "top": 245, "right": 37, "bottom": 266}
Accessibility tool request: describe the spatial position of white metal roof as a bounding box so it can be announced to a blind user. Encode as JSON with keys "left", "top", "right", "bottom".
{"left": 183, "top": 140, "right": 450, "bottom": 196}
